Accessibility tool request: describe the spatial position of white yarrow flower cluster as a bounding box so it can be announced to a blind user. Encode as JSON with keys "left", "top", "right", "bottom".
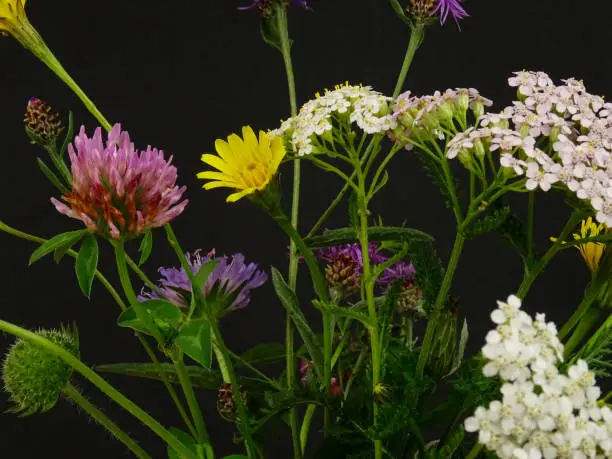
{"left": 464, "top": 295, "right": 612, "bottom": 458}
{"left": 448, "top": 70, "right": 612, "bottom": 225}
{"left": 271, "top": 84, "right": 396, "bottom": 156}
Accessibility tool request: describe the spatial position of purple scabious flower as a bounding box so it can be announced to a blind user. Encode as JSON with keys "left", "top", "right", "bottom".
{"left": 51, "top": 124, "right": 188, "bottom": 239}
{"left": 432, "top": 0, "right": 469, "bottom": 26}
{"left": 140, "top": 249, "right": 267, "bottom": 313}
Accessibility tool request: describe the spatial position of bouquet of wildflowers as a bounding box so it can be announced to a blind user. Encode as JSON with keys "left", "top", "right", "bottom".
{"left": 1, "top": 0, "right": 612, "bottom": 458}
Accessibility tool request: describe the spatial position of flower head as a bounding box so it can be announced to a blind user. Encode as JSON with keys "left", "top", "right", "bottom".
{"left": 0, "top": 0, "right": 27, "bottom": 37}
{"left": 140, "top": 249, "right": 267, "bottom": 315}
{"left": 51, "top": 124, "right": 188, "bottom": 239}
{"left": 432, "top": 0, "right": 469, "bottom": 26}
{"left": 198, "top": 126, "right": 285, "bottom": 202}
{"left": 552, "top": 217, "right": 608, "bottom": 272}
{"left": 238, "top": 0, "right": 309, "bottom": 16}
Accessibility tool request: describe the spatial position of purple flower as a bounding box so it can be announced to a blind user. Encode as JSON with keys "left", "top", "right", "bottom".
{"left": 51, "top": 124, "right": 188, "bottom": 239}
{"left": 140, "top": 249, "right": 267, "bottom": 313}
{"left": 432, "top": 0, "right": 469, "bottom": 26}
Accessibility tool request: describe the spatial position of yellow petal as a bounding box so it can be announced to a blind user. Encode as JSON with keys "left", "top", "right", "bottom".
{"left": 214, "top": 139, "right": 240, "bottom": 169}
{"left": 196, "top": 171, "right": 239, "bottom": 183}
{"left": 200, "top": 154, "right": 235, "bottom": 174}
{"left": 227, "top": 188, "right": 257, "bottom": 202}
{"left": 202, "top": 181, "right": 238, "bottom": 190}
{"left": 242, "top": 126, "right": 259, "bottom": 152}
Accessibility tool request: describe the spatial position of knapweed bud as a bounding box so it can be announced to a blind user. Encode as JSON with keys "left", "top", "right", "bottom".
{"left": 217, "top": 383, "right": 247, "bottom": 422}
{"left": 407, "top": 0, "right": 437, "bottom": 25}
{"left": 325, "top": 253, "right": 359, "bottom": 300}
{"left": 24, "top": 98, "right": 63, "bottom": 145}
{"left": 2, "top": 327, "right": 79, "bottom": 415}
{"left": 396, "top": 283, "right": 425, "bottom": 318}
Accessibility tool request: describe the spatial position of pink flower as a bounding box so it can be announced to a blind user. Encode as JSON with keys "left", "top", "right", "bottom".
{"left": 51, "top": 124, "right": 188, "bottom": 239}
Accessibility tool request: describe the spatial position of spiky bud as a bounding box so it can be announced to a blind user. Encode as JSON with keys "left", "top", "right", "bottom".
{"left": 325, "top": 253, "right": 359, "bottom": 300}
{"left": 217, "top": 383, "right": 247, "bottom": 422}
{"left": 407, "top": 0, "right": 437, "bottom": 25}
{"left": 24, "top": 98, "right": 64, "bottom": 145}
{"left": 2, "top": 327, "right": 79, "bottom": 415}
{"left": 396, "top": 283, "right": 426, "bottom": 318}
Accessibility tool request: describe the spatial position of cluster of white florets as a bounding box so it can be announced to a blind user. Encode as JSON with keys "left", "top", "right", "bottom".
{"left": 446, "top": 71, "right": 612, "bottom": 226}
{"left": 271, "top": 84, "right": 396, "bottom": 156}
{"left": 465, "top": 295, "right": 612, "bottom": 458}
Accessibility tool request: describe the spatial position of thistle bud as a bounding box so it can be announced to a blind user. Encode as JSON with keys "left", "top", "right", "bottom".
{"left": 217, "top": 383, "right": 247, "bottom": 422}
{"left": 24, "top": 98, "right": 64, "bottom": 145}
{"left": 2, "top": 327, "right": 79, "bottom": 415}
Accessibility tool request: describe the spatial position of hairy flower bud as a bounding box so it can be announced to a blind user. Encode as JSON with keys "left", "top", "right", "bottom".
{"left": 407, "top": 0, "right": 437, "bottom": 25}
{"left": 217, "top": 383, "right": 247, "bottom": 422}
{"left": 2, "top": 327, "right": 79, "bottom": 415}
{"left": 24, "top": 97, "right": 64, "bottom": 144}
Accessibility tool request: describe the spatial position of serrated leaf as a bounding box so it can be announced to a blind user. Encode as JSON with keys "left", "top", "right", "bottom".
{"left": 95, "top": 362, "right": 275, "bottom": 392}
{"left": 29, "top": 230, "right": 88, "bottom": 265}
{"left": 36, "top": 157, "right": 68, "bottom": 194}
{"left": 239, "top": 342, "right": 286, "bottom": 365}
{"left": 389, "top": 0, "right": 412, "bottom": 25}
{"left": 271, "top": 267, "right": 323, "bottom": 380}
{"left": 167, "top": 428, "right": 197, "bottom": 459}
{"left": 174, "top": 319, "right": 212, "bottom": 368}
{"left": 463, "top": 205, "right": 511, "bottom": 239}
{"left": 117, "top": 299, "right": 182, "bottom": 336}
{"left": 305, "top": 226, "right": 433, "bottom": 248}
{"left": 75, "top": 233, "right": 99, "bottom": 297}
{"left": 414, "top": 149, "right": 456, "bottom": 212}
{"left": 497, "top": 212, "right": 531, "bottom": 263}
{"left": 138, "top": 231, "right": 153, "bottom": 266}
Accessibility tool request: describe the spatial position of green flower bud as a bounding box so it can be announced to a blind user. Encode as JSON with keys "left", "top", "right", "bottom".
{"left": 473, "top": 139, "right": 486, "bottom": 159}
{"left": 2, "top": 327, "right": 79, "bottom": 415}
{"left": 472, "top": 103, "right": 485, "bottom": 120}
{"left": 438, "top": 102, "right": 454, "bottom": 122}
{"left": 502, "top": 165, "right": 517, "bottom": 180}
{"left": 519, "top": 124, "right": 530, "bottom": 138}
{"left": 399, "top": 111, "right": 415, "bottom": 128}
{"left": 457, "top": 149, "right": 473, "bottom": 168}
{"left": 426, "top": 310, "right": 458, "bottom": 378}
{"left": 549, "top": 126, "right": 561, "bottom": 143}
{"left": 455, "top": 93, "right": 470, "bottom": 113}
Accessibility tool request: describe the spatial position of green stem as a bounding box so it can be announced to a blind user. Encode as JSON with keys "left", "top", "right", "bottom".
{"left": 0, "top": 320, "right": 197, "bottom": 459}
{"left": 173, "top": 354, "right": 211, "bottom": 451}
{"left": 114, "top": 240, "right": 166, "bottom": 345}
{"left": 559, "top": 283, "right": 599, "bottom": 340}
{"left": 466, "top": 443, "right": 484, "bottom": 459}
{"left": 63, "top": 384, "right": 151, "bottom": 459}
{"left": 228, "top": 350, "right": 283, "bottom": 390}
{"left": 26, "top": 32, "right": 112, "bottom": 132}
{"left": 343, "top": 347, "right": 367, "bottom": 399}
{"left": 126, "top": 255, "right": 165, "bottom": 298}
{"left": 0, "top": 221, "right": 197, "bottom": 438}
{"left": 564, "top": 306, "right": 602, "bottom": 358}
{"left": 526, "top": 191, "right": 535, "bottom": 261}
{"left": 299, "top": 404, "right": 317, "bottom": 454}
{"left": 210, "top": 321, "right": 257, "bottom": 458}
{"left": 392, "top": 25, "right": 425, "bottom": 98}
{"left": 213, "top": 344, "right": 232, "bottom": 382}
{"left": 417, "top": 233, "right": 465, "bottom": 376}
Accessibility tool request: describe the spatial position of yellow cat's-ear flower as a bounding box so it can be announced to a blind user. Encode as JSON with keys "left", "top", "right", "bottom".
{"left": 197, "top": 126, "right": 286, "bottom": 203}
{"left": 0, "top": 0, "right": 30, "bottom": 39}
{"left": 552, "top": 217, "right": 607, "bottom": 272}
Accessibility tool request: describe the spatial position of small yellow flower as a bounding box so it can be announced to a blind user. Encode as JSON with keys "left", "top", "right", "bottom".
{"left": 0, "top": 0, "right": 28, "bottom": 36}
{"left": 197, "top": 126, "right": 286, "bottom": 203}
{"left": 552, "top": 217, "right": 607, "bottom": 272}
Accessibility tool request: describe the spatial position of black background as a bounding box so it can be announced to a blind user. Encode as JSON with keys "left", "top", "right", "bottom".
{"left": 0, "top": 0, "right": 609, "bottom": 457}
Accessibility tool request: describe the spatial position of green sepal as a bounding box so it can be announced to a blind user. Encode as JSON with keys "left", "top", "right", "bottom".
{"left": 117, "top": 299, "right": 182, "bottom": 337}
{"left": 239, "top": 342, "right": 286, "bottom": 366}
{"left": 389, "top": 0, "right": 412, "bottom": 26}
{"left": 174, "top": 319, "right": 212, "bottom": 368}
{"left": 138, "top": 231, "right": 153, "bottom": 266}
{"left": 270, "top": 267, "right": 323, "bottom": 380}
{"left": 260, "top": 7, "right": 290, "bottom": 53}
{"left": 29, "top": 230, "right": 88, "bottom": 265}
{"left": 167, "top": 428, "right": 197, "bottom": 459}
{"left": 75, "top": 233, "right": 99, "bottom": 298}
{"left": 305, "top": 226, "right": 433, "bottom": 248}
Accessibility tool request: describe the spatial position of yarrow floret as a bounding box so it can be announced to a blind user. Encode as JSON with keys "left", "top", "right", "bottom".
{"left": 464, "top": 294, "right": 612, "bottom": 458}
{"left": 272, "top": 84, "right": 397, "bottom": 156}
{"left": 447, "top": 70, "right": 612, "bottom": 226}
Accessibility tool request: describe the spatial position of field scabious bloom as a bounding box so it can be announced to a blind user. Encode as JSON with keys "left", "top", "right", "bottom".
{"left": 198, "top": 126, "right": 286, "bottom": 203}
{"left": 139, "top": 249, "right": 267, "bottom": 314}
{"left": 51, "top": 124, "right": 188, "bottom": 239}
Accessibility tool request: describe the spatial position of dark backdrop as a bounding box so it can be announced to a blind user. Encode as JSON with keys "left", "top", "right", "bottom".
{"left": 0, "top": 0, "right": 609, "bottom": 457}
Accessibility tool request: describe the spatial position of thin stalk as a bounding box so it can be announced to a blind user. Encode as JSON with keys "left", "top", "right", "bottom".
{"left": 0, "top": 221, "right": 196, "bottom": 438}
{"left": 417, "top": 233, "right": 465, "bottom": 376}
{"left": 343, "top": 347, "right": 367, "bottom": 400}
{"left": 0, "top": 320, "right": 198, "bottom": 459}
{"left": 213, "top": 345, "right": 232, "bottom": 382}
{"left": 173, "top": 354, "right": 211, "bottom": 451}
{"left": 564, "top": 306, "right": 602, "bottom": 358}
{"left": 210, "top": 321, "right": 257, "bottom": 458}
{"left": 126, "top": 255, "right": 164, "bottom": 298}
{"left": 392, "top": 25, "right": 425, "bottom": 98}
{"left": 527, "top": 192, "right": 535, "bottom": 261}
{"left": 559, "top": 283, "right": 599, "bottom": 340}
{"left": 299, "top": 404, "right": 317, "bottom": 453}
{"left": 466, "top": 443, "right": 484, "bottom": 459}
{"left": 228, "top": 350, "right": 283, "bottom": 390}
{"left": 63, "top": 384, "right": 151, "bottom": 459}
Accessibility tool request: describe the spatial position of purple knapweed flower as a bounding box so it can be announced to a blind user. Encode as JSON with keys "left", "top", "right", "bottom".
{"left": 139, "top": 249, "right": 267, "bottom": 314}
{"left": 51, "top": 124, "right": 187, "bottom": 239}
{"left": 432, "top": 0, "right": 469, "bottom": 26}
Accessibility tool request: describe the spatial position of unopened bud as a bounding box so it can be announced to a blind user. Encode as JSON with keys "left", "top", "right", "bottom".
{"left": 472, "top": 103, "right": 485, "bottom": 120}
{"left": 473, "top": 139, "right": 486, "bottom": 159}
{"left": 24, "top": 98, "right": 63, "bottom": 144}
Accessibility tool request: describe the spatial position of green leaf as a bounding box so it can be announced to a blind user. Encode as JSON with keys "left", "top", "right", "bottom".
{"left": 312, "top": 300, "right": 373, "bottom": 327}
{"left": 29, "top": 230, "right": 87, "bottom": 265}
{"left": 53, "top": 237, "right": 80, "bottom": 264}
{"left": 223, "top": 456, "right": 249, "bottom": 459}
{"left": 239, "top": 342, "right": 286, "bottom": 366}
{"left": 95, "top": 362, "right": 275, "bottom": 392}
{"left": 167, "top": 428, "right": 197, "bottom": 459}
{"left": 463, "top": 205, "right": 511, "bottom": 239}
{"left": 497, "top": 212, "right": 531, "bottom": 264}
{"left": 389, "top": 0, "right": 412, "bottom": 26}
{"left": 75, "top": 233, "right": 99, "bottom": 298}
{"left": 138, "top": 231, "right": 153, "bottom": 266}
{"left": 59, "top": 111, "right": 74, "bottom": 159}
{"left": 174, "top": 319, "right": 212, "bottom": 368}
{"left": 271, "top": 267, "right": 323, "bottom": 380}
{"left": 405, "top": 239, "right": 443, "bottom": 313}
{"left": 36, "top": 157, "right": 68, "bottom": 194}
{"left": 305, "top": 226, "right": 433, "bottom": 248}
{"left": 117, "top": 299, "right": 182, "bottom": 336}
{"left": 193, "top": 259, "right": 220, "bottom": 292}
{"left": 260, "top": 8, "right": 289, "bottom": 53}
